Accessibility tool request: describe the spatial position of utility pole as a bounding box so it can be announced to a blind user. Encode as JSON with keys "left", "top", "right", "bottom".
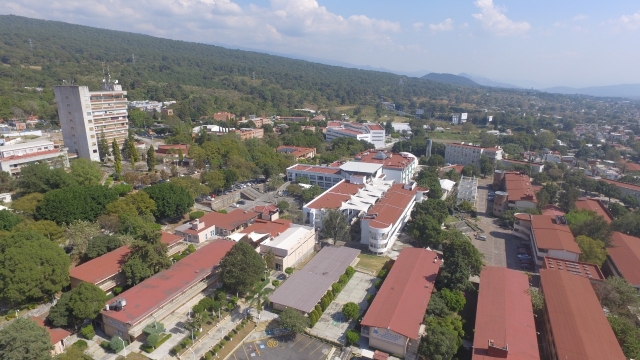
{"left": 28, "top": 39, "right": 33, "bottom": 51}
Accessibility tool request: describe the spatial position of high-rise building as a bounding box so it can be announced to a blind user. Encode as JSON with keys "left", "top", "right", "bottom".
{"left": 54, "top": 81, "right": 129, "bottom": 161}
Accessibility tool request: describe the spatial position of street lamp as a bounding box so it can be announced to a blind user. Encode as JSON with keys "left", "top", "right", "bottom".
{"left": 119, "top": 337, "right": 127, "bottom": 358}
{"left": 188, "top": 347, "right": 196, "bottom": 360}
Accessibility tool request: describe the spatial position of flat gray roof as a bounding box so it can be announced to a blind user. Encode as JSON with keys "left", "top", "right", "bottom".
{"left": 339, "top": 161, "right": 382, "bottom": 174}
{"left": 269, "top": 246, "right": 360, "bottom": 313}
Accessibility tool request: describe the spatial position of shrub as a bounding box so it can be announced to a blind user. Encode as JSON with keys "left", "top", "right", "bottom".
{"left": 377, "top": 268, "right": 388, "bottom": 279}
{"left": 218, "top": 209, "right": 227, "bottom": 214}
{"left": 342, "top": 302, "right": 360, "bottom": 321}
{"left": 346, "top": 329, "right": 360, "bottom": 345}
{"left": 73, "top": 340, "right": 88, "bottom": 350}
{"left": 220, "top": 339, "right": 226, "bottom": 346}
{"left": 80, "top": 325, "right": 96, "bottom": 340}
{"left": 146, "top": 333, "right": 160, "bottom": 349}
{"left": 339, "top": 274, "right": 349, "bottom": 285}
{"left": 366, "top": 294, "right": 375, "bottom": 303}
{"left": 214, "top": 345, "right": 220, "bottom": 352}
{"left": 285, "top": 267, "right": 294, "bottom": 275}
{"left": 101, "top": 341, "right": 111, "bottom": 350}
{"left": 374, "top": 279, "right": 382, "bottom": 290}
{"left": 189, "top": 211, "right": 205, "bottom": 220}
{"left": 272, "top": 279, "right": 280, "bottom": 287}
{"left": 172, "top": 344, "right": 182, "bottom": 354}
{"left": 332, "top": 283, "right": 343, "bottom": 294}
{"left": 310, "top": 313, "right": 318, "bottom": 327}
{"left": 109, "top": 336, "right": 126, "bottom": 353}
{"left": 321, "top": 297, "right": 330, "bottom": 311}
{"left": 227, "top": 302, "right": 235, "bottom": 310}
{"left": 236, "top": 325, "right": 242, "bottom": 331}
{"left": 113, "top": 286, "right": 124, "bottom": 295}
{"left": 182, "top": 339, "right": 191, "bottom": 347}
{"left": 205, "top": 353, "right": 213, "bottom": 360}
{"left": 345, "top": 266, "right": 355, "bottom": 278}
{"left": 241, "top": 319, "right": 247, "bottom": 325}
{"left": 327, "top": 290, "right": 334, "bottom": 301}
{"left": 315, "top": 304, "right": 322, "bottom": 314}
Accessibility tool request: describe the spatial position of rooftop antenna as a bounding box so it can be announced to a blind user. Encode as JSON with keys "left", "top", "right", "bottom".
{"left": 107, "top": 65, "right": 111, "bottom": 84}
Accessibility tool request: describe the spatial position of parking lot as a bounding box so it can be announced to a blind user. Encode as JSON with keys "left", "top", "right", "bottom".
{"left": 471, "top": 180, "right": 524, "bottom": 270}
{"left": 230, "top": 333, "right": 333, "bottom": 360}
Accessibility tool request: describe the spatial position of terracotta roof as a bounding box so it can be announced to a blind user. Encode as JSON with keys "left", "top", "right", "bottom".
{"left": 156, "top": 144, "right": 189, "bottom": 155}
{"left": 472, "top": 267, "right": 540, "bottom": 360}
{"left": 361, "top": 248, "right": 441, "bottom": 339}
{"left": 101, "top": 240, "right": 234, "bottom": 326}
{"left": 239, "top": 219, "right": 291, "bottom": 237}
{"left": 160, "top": 232, "right": 184, "bottom": 246}
{"left": 354, "top": 150, "right": 417, "bottom": 170}
{"left": 504, "top": 173, "right": 537, "bottom": 203}
{"left": 32, "top": 317, "right": 71, "bottom": 345}
{"left": 597, "top": 177, "right": 640, "bottom": 192}
{"left": 541, "top": 205, "right": 564, "bottom": 217}
{"left": 574, "top": 198, "right": 613, "bottom": 223}
{"left": 276, "top": 146, "right": 315, "bottom": 158}
{"left": 530, "top": 215, "right": 580, "bottom": 253}
{"left": 305, "top": 180, "right": 363, "bottom": 210}
{"left": 69, "top": 245, "right": 130, "bottom": 285}
{"left": 288, "top": 164, "right": 341, "bottom": 175}
{"left": 0, "top": 148, "right": 61, "bottom": 161}
{"left": 327, "top": 121, "right": 341, "bottom": 127}
{"left": 622, "top": 161, "right": 640, "bottom": 172}
{"left": 252, "top": 204, "right": 279, "bottom": 215}
{"left": 539, "top": 270, "right": 626, "bottom": 360}
{"left": 364, "top": 184, "right": 418, "bottom": 229}
{"left": 329, "top": 127, "right": 364, "bottom": 136}
{"left": 541, "top": 257, "right": 604, "bottom": 280}
{"left": 367, "top": 124, "right": 384, "bottom": 131}
{"left": 439, "top": 165, "right": 465, "bottom": 175}
{"left": 608, "top": 231, "right": 640, "bottom": 286}
{"left": 181, "top": 209, "right": 259, "bottom": 234}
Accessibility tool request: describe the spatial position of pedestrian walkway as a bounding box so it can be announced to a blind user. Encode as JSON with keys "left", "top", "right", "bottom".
{"left": 188, "top": 305, "right": 249, "bottom": 360}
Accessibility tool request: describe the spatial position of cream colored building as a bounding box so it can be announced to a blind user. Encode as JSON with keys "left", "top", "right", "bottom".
{"left": 260, "top": 225, "right": 315, "bottom": 271}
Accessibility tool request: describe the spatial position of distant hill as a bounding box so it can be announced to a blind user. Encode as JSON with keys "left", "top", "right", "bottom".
{"left": 458, "top": 73, "right": 519, "bottom": 89}
{"left": 421, "top": 73, "right": 479, "bottom": 87}
{"left": 543, "top": 84, "right": 640, "bottom": 99}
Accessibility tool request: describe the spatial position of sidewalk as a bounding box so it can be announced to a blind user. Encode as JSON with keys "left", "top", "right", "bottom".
{"left": 187, "top": 305, "right": 249, "bottom": 360}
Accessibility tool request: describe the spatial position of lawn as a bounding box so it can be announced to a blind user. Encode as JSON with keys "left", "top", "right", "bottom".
{"left": 356, "top": 254, "right": 389, "bottom": 275}
{"left": 123, "top": 352, "right": 150, "bottom": 360}
{"left": 444, "top": 215, "right": 459, "bottom": 224}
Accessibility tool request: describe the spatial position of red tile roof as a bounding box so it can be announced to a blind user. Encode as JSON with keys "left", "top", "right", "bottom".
{"left": 101, "top": 240, "right": 234, "bottom": 326}
{"left": 276, "top": 146, "right": 315, "bottom": 158}
{"left": 597, "top": 177, "right": 640, "bottom": 192}
{"left": 327, "top": 121, "right": 341, "bottom": 127}
{"left": 574, "top": 198, "right": 613, "bottom": 223}
{"left": 504, "top": 173, "right": 537, "bottom": 203}
{"left": 539, "top": 270, "right": 626, "bottom": 360}
{"left": 330, "top": 128, "right": 364, "bottom": 136}
{"left": 354, "top": 150, "right": 417, "bottom": 170}
{"left": 540, "top": 205, "right": 564, "bottom": 217}
{"left": 288, "top": 164, "right": 341, "bottom": 175}
{"left": 364, "top": 184, "right": 418, "bottom": 229}
{"left": 239, "top": 219, "right": 291, "bottom": 237}
{"left": 608, "top": 231, "right": 640, "bottom": 286}
{"left": 622, "top": 161, "right": 640, "bottom": 172}
{"left": 367, "top": 124, "right": 384, "bottom": 131}
{"left": 69, "top": 246, "right": 130, "bottom": 285}
{"left": 0, "top": 148, "right": 61, "bottom": 161}
{"left": 530, "top": 215, "right": 580, "bottom": 253}
{"left": 182, "top": 209, "right": 259, "bottom": 234}
{"left": 160, "top": 232, "right": 183, "bottom": 246}
{"left": 252, "top": 204, "right": 279, "bottom": 216}
{"left": 541, "top": 257, "right": 604, "bottom": 280}
{"left": 472, "top": 267, "right": 540, "bottom": 360}
{"left": 305, "top": 180, "right": 363, "bottom": 210}
{"left": 32, "top": 317, "right": 71, "bottom": 345}
{"left": 361, "top": 248, "right": 441, "bottom": 340}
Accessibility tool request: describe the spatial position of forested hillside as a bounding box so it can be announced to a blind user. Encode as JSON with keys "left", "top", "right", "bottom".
{"left": 0, "top": 15, "right": 473, "bottom": 122}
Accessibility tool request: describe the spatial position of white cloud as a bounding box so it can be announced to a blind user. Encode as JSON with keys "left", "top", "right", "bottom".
{"left": 472, "top": 0, "right": 530, "bottom": 36}
{"left": 412, "top": 22, "right": 424, "bottom": 31}
{"left": 0, "top": 0, "right": 400, "bottom": 56}
{"left": 573, "top": 14, "right": 588, "bottom": 21}
{"left": 429, "top": 18, "right": 454, "bottom": 32}
{"left": 615, "top": 11, "right": 640, "bottom": 30}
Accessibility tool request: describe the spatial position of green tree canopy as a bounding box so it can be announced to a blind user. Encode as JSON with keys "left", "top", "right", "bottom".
{"left": 278, "top": 308, "right": 309, "bottom": 333}
{"left": 558, "top": 186, "right": 581, "bottom": 213}
{"left": 341, "top": 302, "right": 360, "bottom": 321}
{"left": 11, "top": 220, "right": 65, "bottom": 244}
{"left": 0, "top": 171, "right": 16, "bottom": 193}
{"left": 143, "top": 183, "right": 194, "bottom": 219}
{"left": 0, "top": 209, "right": 22, "bottom": 231}
{"left": 565, "top": 209, "right": 612, "bottom": 246}
{"left": 575, "top": 235, "right": 607, "bottom": 266}
{"left": 419, "top": 318, "right": 459, "bottom": 360}
{"left": 426, "top": 154, "right": 445, "bottom": 167}
{"left": 85, "top": 235, "right": 124, "bottom": 260}
{"left": 219, "top": 241, "right": 265, "bottom": 294}
{"left": 0, "top": 318, "right": 53, "bottom": 360}
{"left": 9, "top": 193, "right": 44, "bottom": 216}
{"left": 35, "top": 185, "right": 119, "bottom": 225}
{"left": 70, "top": 158, "right": 103, "bottom": 186}
{"left": 0, "top": 231, "right": 70, "bottom": 306}
{"left": 437, "top": 288, "right": 466, "bottom": 313}
{"left": 416, "top": 168, "right": 443, "bottom": 200}
{"left": 122, "top": 240, "right": 171, "bottom": 285}
{"left": 322, "top": 209, "right": 350, "bottom": 242}
{"left": 146, "top": 146, "right": 156, "bottom": 171}
{"left": 439, "top": 231, "right": 484, "bottom": 290}
{"left": 608, "top": 315, "right": 640, "bottom": 360}
{"left": 17, "top": 163, "right": 75, "bottom": 194}
{"left": 594, "top": 277, "right": 639, "bottom": 314}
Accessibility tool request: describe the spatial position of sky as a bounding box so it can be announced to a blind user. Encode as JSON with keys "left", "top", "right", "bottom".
{"left": 2, "top": 0, "right": 640, "bottom": 88}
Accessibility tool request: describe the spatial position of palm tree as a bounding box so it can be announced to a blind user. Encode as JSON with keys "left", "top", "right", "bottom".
{"left": 249, "top": 288, "right": 273, "bottom": 320}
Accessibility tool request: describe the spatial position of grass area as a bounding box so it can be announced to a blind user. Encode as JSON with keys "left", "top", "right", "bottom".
{"left": 212, "top": 321, "right": 256, "bottom": 360}
{"left": 140, "top": 334, "right": 172, "bottom": 353}
{"left": 124, "top": 353, "right": 150, "bottom": 360}
{"left": 428, "top": 131, "right": 480, "bottom": 142}
{"left": 444, "top": 215, "right": 459, "bottom": 224}
{"left": 356, "top": 254, "right": 389, "bottom": 275}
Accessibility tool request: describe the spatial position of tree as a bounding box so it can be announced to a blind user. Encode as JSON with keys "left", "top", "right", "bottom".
{"left": 70, "top": 158, "right": 102, "bottom": 186}
{"left": 457, "top": 200, "right": 475, "bottom": 212}
{"left": 85, "top": 235, "right": 123, "bottom": 259}
{"left": 321, "top": 210, "right": 350, "bottom": 242}
{"left": 66, "top": 220, "right": 102, "bottom": 259}
{"left": 535, "top": 189, "right": 551, "bottom": 210}
{"left": 35, "top": 186, "right": 119, "bottom": 225}
{"left": 440, "top": 232, "right": 484, "bottom": 290}
{"left": 121, "top": 257, "right": 153, "bottom": 286}
{"left": 278, "top": 308, "right": 309, "bottom": 333}
{"left": 426, "top": 294, "right": 452, "bottom": 318}
{"left": 0, "top": 231, "right": 70, "bottom": 306}
{"left": 609, "top": 202, "right": 628, "bottom": 219}
{"left": 10, "top": 192, "right": 44, "bottom": 215}
{"left": 146, "top": 146, "right": 156, "bottom": 171}
{"left": 612, "top": 212, "right": 640, "bottom": 238}
{"left": 575, "top": 235, "right": 607, "bottom": 266}
{"left": 437, "top": 288, "right": 466, "bottom": 313}
{"left": 461, "top": 121, "right": 474, "bottom": 133}
{"left": 47, "top": 291, "right": 73, "bottom": 327}
{"left": 67, "top": 282, "right": 108, "bottom": 325}
{"left": 412, "top": 199, "right": 449, "bottom": 225}
{"left": 264, "top": 249, "right": 276, "bottom": 270}
{"left": 479, "top": 155, "right": 493, "bottom": 177}
{"left": 169, "top": 176, "right": 209, "bottom": 198}
{"left": 105, "top": 191, "right": 156, "bottom": 217}
{"left": 201, "top": 170, "right": 225, "bottom": 192}
{"left": 407, "top": 214, "right": 442, "bottom": 247}
{"left": 345, "top": 329, "right": 360, "bottom": 345}
{"left": 124, "top": 131, "right": 140, "bottom": 163}
{"left": 112, "top": 139, "right": 122, "bottom": 175}
{"left": 608, "top": 316, "right": 640, "bottom": 360}
{"left": 266, "top": 177, "right": 284, "bottom": 191}
{"left": 146, "top": 333, "right": 161, "bottom": 349}
{"left": 122, "top": 240, "right": 171, "bottom": 285}
{"left": 219, "top": 242, "right": 265, "bottom": 294}
{"left": 249, "top": 288, "right": 273, "bottom": 319}
{"left": 277, "top": 200, "right": 290, "bottom": 213}
{"left": 461, "top": 165, "right": 480, "bottom": 177}
{"left": 0, "top": 209, "right": 21, "bottom": 231}
{"left": 11, "top": 220, "right": 65, "bottom": 243}
{"left": 17, "top": 163, "right": 75, "bottom": 194}
{"left": 566, "top": 209, "right": 612, "bottom": 246}
{"left": 143, "top": 183, "right": 194, "bottom": 219}
{"left": 594, "top": 277, "right": 639, "bottom": 314}
{"left": 98, "top": 130, "right": 111, "bottom": 162}
{"left": 426, "top": 154, "right": 445, "bottom": 167}
{"left": 110, "top": 335, "right": 126, "bottom": 353}
{"left": 341, "top": 302, "right": 359, "bottom": 321}
{"left": 0, "top": 171, "right": 16, "bottom": 193}
{"left": 418, "top": 321, "right": 459, "bottom": 360}
{"left": 0, "top": 318, "right": 53, "bottom": 360}
{"left": 558, "top": 186, "right": 581, "bottom": 213}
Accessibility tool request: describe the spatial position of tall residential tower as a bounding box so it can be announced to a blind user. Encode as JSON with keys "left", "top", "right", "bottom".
{"left": 54, "top": 81, "right": 129, "bottom": 161}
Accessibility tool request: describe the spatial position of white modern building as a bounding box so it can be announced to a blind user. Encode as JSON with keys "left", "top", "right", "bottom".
{"left": 444, "top": 142, "right": 503, "bottom": 167}
{"left": 0, "top": 140, "right": 69, "bottom": 175}
{"left": 286, "top": 164, "right": 344, "bottom": 189}
{"left": 325, "top": 122, "right": 386, "bottom": 149}
{"left": 54, "top": 81, "right": 129, "bottom": 161}
{"left": 451, "top": 113, "right": 468, "bottom": 124}
{"left": 259, "top": 225, "right": 316, "bottom": 271}
{"left": 361, "top": 182, "right": 426, "bottom": 254}
{"left": 456, "top": 176, "right": 478, "bottom": 206}
{"left": 352, "top": 150, "right": 418, "bottom": 184}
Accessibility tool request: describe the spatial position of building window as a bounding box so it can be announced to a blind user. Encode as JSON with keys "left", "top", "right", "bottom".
{"left": 93, "top": 149, "right": 98, "bottom": 153}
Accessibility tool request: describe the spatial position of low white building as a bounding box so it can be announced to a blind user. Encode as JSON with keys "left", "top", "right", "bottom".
{"left": 325, "top": 122, "right": 386, "bottom": 149}
{"left": 451, "top": 113, "right": 468, "bottom": 124}
{"left": 444, "top": 142, "right": 503, "bottom": 167}
{"left": 259, "top": 225, "right": 315, "bottom": 271}
{"left": 0, "top": 140, "right": 69, "bottom": 175}
{"left": 353, "top": 150, "right": 417, "bottom": 184}
{"left": 439, "top": 179, "right": 456, "bottom": 199}
{"left": 456, "top": 176, "right": 478, "bottom": 206}
{"left": 286, "top": 164, "right": 344, "bottom": 190}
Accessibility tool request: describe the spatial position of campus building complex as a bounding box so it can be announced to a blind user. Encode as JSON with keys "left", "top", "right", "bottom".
{"left": 0, "top": 140, "right": 69, "bottom": 175}
{"left": 325, "top": 122, "right": 386, "bottom": 149}
{"left": 444, "top": 142, "right": 503, "bottom": 167}
{"left": 54, "top": 82, "right": 130, "bottom": 161}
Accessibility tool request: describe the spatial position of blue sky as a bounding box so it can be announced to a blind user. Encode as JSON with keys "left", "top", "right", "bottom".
{"left": 2, "top": 0, "right": 639, "bottom": 87}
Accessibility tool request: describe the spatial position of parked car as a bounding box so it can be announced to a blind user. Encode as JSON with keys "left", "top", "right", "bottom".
{"left": 238, "top": 200, "right": 246, "bottom": 205}
{"left": 476, "top": 235, "right": 487, "bottom": 241}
